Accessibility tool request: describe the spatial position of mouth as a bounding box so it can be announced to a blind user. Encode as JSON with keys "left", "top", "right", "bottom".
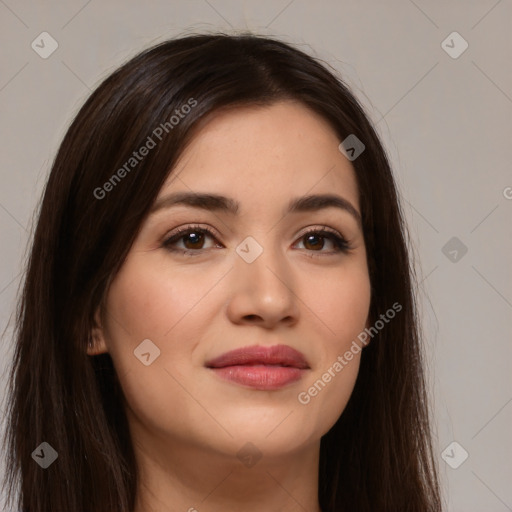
{"left": 205, "top": 344, "right": 310, "bottom": 390}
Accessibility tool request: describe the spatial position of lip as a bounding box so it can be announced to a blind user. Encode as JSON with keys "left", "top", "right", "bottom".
{"left": 205, "top": 344, "right": 309, "bottom": 390}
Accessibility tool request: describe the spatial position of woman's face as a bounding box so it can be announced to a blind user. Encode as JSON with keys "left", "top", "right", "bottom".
{"left": 91, "top": 100, "right": 371, "bottom": 461}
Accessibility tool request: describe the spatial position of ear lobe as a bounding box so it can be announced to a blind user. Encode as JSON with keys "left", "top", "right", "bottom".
{"left": 87, "top": 308, "right": 109, "bottom": 356}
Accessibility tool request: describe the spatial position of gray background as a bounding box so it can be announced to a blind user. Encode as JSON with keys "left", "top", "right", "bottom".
{"left": 0, "top": 1, "right": 511, "bottom": 510}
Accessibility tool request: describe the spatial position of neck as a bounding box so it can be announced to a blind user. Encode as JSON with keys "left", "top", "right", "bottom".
{"left": 131, "top": 425, "right": 322, "bottom": 512}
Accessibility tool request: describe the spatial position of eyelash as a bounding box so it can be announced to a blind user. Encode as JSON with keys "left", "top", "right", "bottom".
{"left": 162, "top": 224, "right": 351, "bottom": 257}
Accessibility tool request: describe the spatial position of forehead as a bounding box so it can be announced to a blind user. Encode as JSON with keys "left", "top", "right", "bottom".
{"left": 161, "top": 101, "right": 360, "bottom": 211}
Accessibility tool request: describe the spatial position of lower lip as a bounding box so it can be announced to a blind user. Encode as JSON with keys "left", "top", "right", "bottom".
{"left": 209, "top": 365, "right": 306, "bottom": 390}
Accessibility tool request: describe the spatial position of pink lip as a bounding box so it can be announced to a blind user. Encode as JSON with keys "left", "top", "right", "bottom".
{"left": 205, "top": 344, "right": 309, "bottom": 390}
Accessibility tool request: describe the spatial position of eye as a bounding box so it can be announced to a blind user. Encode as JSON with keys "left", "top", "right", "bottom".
{"left": 294, "top": 227, "right": 350, "bottom": 256}
{"left": 162, "top": 225, "right": 221, "bottom": 255}
{"left": 162, "top": 225, "right": 351, "bottom": 256}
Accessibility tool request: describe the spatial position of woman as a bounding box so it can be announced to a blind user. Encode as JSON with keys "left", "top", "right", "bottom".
{"left": 3, "top": 32, "right": 442, "bottom": 511}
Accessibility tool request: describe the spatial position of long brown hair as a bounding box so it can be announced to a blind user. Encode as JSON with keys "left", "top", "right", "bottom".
{"left": 2, "top": 32, "right": 442, "bottom": 511}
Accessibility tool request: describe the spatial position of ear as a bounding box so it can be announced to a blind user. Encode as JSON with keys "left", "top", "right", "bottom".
{"left": 87, "top": 307, "right": 109, "bottom": 356}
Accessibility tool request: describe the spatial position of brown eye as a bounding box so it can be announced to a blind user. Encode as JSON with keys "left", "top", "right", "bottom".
{"left": 303, "top": 233, "right": 325, "bottom": 251}
{"left": 163, "top": 225, "right": 221, "bottom": 254}
{"left": 295, "top": 229, "right": 350, "bottom": 255}
{"left": 181, "top": 231, "right": 205, "bottom": 249}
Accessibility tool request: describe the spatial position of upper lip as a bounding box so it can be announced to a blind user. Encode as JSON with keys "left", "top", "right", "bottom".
{"left": 205, "top": 344, "right": 310, "bottom": 369}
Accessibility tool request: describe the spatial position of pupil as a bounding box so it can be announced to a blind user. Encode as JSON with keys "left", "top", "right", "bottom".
{"left": 185, "top": 232, "right": 203, "bottom": 248}
{"left": 305, "top": 234, "right": 323, "bottom": 250}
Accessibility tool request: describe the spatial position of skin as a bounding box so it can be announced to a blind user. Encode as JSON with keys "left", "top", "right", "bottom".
{"left": 89, "top": 100, "right": 371, "bottom": 512}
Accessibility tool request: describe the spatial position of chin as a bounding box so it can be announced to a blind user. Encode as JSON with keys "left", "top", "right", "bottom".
{"left": 221, "top": 415, "right": 317, "bottom": 452}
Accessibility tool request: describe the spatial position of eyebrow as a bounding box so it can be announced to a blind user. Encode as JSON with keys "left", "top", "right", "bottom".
{"left": 150, "top": 192, "right": 362, "bottom": 228}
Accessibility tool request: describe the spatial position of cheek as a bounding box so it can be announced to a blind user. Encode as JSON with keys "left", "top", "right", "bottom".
{"left": 103, "top": 255, "right": 221, "bottom": 345}
{"left": 301, "top": 260, "right": 371, "bottom": 346}
{"left": 293, "top": 263, "right": 370, "bottom": 433}
{"left": 296, "top": 354, "right": 361, "bottom": 438}
{"left": 100, "top": 259, "right": 223, "bottom": 441}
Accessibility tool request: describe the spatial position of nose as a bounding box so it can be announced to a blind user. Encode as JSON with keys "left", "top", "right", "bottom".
{"left": 225, "top": 243, "right": 300, "bottom": 329}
